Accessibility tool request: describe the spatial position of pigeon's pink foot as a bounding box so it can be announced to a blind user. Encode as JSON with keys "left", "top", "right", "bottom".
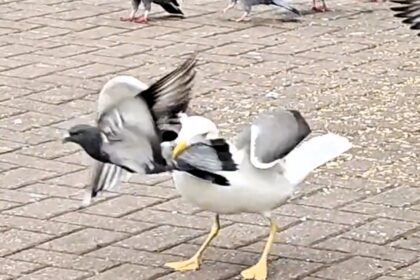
{"left": 133, "top": 16, "right": 148, "bottom": 23}
{"left": 312, "top": 6, "right": 330, "bottom": 12}
{"left": 120, "top": 16, "right": 134, "bottom": 22}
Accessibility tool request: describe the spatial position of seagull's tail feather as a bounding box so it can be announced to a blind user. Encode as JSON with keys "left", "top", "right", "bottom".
{"left": 83, "top": 162, "right": 130, "bottom": 206}
{"left": 271, "top": 0, "right": 301, "bottom": 15}
{"left": 283, "top": 133, "right": 351, "bottom": 185}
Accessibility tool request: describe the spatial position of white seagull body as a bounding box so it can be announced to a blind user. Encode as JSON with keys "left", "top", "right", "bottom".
{"left": 164, "top": 110, "right": 352, "bottom": 280}
{"left": 171, "top": 111, "right": 351, "bottom": 215}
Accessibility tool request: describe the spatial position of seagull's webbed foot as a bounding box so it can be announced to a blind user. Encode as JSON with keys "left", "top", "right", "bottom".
{"left": 241, "top": 261, "right": 268, "bottom": 280}
{"left": 241, "top": 219, "right": 277, "bottom": 280}
{"left": 165, "top": 215, "right": 220, "bottom": 272}
{"left": 165, "top": 257, "right": 201, "bottom": 271}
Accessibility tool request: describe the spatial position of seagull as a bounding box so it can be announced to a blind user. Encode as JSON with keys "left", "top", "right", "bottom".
{"left": 63, "top": 55, "right": 197, "bottom": 205}
{"left": 222, "top": 0, "right": 301, "bottom": 22}
{"left": 391, "top": 0, "right": 420, "bottom": 35}
{"left": 120, "top": 0, "right": 184, "bottom": 23}
{"left": 163, "top": 110, "right": 352, "bottom": 280}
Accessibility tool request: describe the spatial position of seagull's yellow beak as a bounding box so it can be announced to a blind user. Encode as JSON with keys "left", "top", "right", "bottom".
{"left": 172, "top": 140, "right": 188, "bottom": 159}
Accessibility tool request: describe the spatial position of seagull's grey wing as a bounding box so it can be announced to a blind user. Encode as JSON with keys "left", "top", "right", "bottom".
{"left": 238, "top": 110, "right": 311, "bottom": 166}
{"left": 173, "top": 139, "right": 238, "bottom": 186}
{"left": 391, "top": 0, "right": 420, "bottom": 35}
{"left": 176, "top": 139, "right": 237, "bottom": 172}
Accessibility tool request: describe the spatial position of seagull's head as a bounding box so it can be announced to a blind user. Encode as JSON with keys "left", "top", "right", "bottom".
{"left": 172, "top": 115, "right": 219, "bottom": 159}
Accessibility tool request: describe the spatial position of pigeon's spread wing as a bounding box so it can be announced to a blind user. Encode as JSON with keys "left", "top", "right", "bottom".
{"left": 98, "top": 97, "right": 160, "bottom": 173}
{"left": 140, "top": 54, "right": 196, "bottom": 120}
{"left": 86, "top": 76, "right": 148, "bottom": 206}
{"left": 84, "top": 55, "right": 197, "bottom": 204}
{"left": 391, "top": 0, "right": 420, "bottom": 35}
{"left": 96, "top": 76, "right": 148, "bottom": 117}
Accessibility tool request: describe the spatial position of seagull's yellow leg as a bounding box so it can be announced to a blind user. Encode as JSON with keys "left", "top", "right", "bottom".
{"left": 165, "top": 215, "right": 220, "bottom": 272}
{"left": 241, "top": 220, "right": 277, "bottom": 280}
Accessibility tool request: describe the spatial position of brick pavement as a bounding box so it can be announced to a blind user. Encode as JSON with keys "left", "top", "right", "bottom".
{"left": 0, "top": 0, "right": 419, "bottom": 279}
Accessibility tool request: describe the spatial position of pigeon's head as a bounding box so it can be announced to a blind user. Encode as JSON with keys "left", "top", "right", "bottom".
{"left": 172, "top": 115, "right": 219, "bottom": 158}
{"left": 63, "top": 124, "right": 102, "bottom": 147}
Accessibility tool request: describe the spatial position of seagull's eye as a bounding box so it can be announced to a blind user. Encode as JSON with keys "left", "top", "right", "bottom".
{"left": 202, "top": 132, "right": 209, "bottom": 138}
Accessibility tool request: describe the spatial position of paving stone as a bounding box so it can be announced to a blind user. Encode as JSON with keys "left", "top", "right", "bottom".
{"left": 53, "top": 212, "right": 155, "bottom": 234}
{"left": 389, "top": 261, "right": 420, "bottom": 279}
{"left": 313, "top": 256, "right": 398, "bottom": 280}
{"left": 3, "top": 197, "right": 81, "bottom": 219}
{"left": 86, "top": 263, "right": 167, "bottom": 280}
{"left": 191, "top": 223, "right": 269, "bottom": 250}
{"left": 0, "top": 0, "right": 419, "bottom": 279}
{"left": 0, "top": 112, "right": 61, "bottom": 132}
{"left": 0, "top": 153, "right": 83, "bottom": 173}
{"left": 274, "top": 204, "right": 369, "bottom": 226}
{"left": 10, "top": 248, "right": 116, "bottom": 273}
{"left": 341, "top": 218, "right": 418, "bottom": 245}
{"left": 0, "top": 214, "right": 80, "bottom": 236}
{"left": 116, "top": 225, "right": 205, "bottom": 252}
{"left": 164, "top": 243, "right": 262, "bottom": 267}
{"left": 0, "top": 229, "right": 52, "bottom": 256}
{"left": 86, "top": 246, "right": 174, "bottom": 267}
{"left": 241, "top": 242, "right": 347, "bottom": 264}
{"left": 158, "top": 262, "right": 244, "bottom": 280}
{"left": 83, "top": 195, "right": 162, "bottom": 217}
{"left": 0, "top": 167, "right": 56, "bottom": 189}
{"left": 125, "top": 208, "right": 214, "bottom": 230}
{"left": 364, "top": 187, "right": 420, "bottom": 207}
{"left": 17, "top": 267, "right": 90, "bottom": 280}
{"left": 315, "top": 237, "right": 418, "bottom": 263}
{"left": 0, "top": 257, "right": 44, "bottom": 276}
{"left": 278, "top": 221, "right": 348, "bottom": 246}
{"left": 38, "top": 228, "right": 127, "bottom": 254}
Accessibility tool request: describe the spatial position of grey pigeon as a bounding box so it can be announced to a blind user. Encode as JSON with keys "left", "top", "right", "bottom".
{"left": 121, "top": 0, "right": 184, "bottom": 23}
{"left": 391, "top": 0, "right": 420, "bottom": 35}
{"left": 63, "top": 55, "right": 197, "bottom": 205}
{"left": 223, "top": 0, "right": 300, "bottom": 22}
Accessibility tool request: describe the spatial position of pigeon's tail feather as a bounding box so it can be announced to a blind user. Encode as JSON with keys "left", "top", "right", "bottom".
{"left": 159, "top": 0, "right": 184, "bottom": 15}
{"left": 271, "top": 0, "right": 301, "bottom": 15}
{"left": 283, "top": 133, "right": 351, "bottom": 185}
{"left": 83, "top": 162, "right": 129, "bottom": 206}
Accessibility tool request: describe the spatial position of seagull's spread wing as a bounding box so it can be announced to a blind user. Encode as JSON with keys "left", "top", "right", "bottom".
{"left": 236, "top": 110, "right": 311, "bottom": 169}
{"left": 391, "top": 0, "right": 420, "bottom": 35}
{"left": 174, "top": 139, "right": 238, "bottom": 186}
{"left": 282, "top": 133, "right": 352, "bottom": 185}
